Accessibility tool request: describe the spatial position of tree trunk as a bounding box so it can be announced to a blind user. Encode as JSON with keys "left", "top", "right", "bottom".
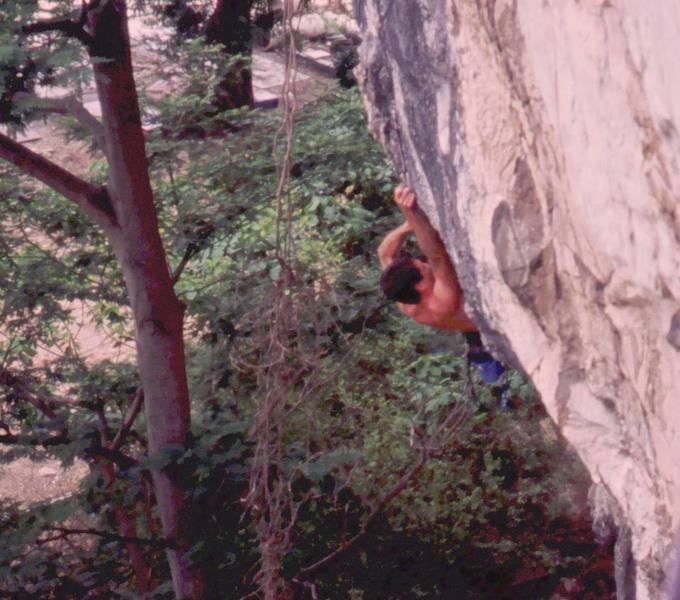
{"left": 205, "top": 0, "right": 255, "bottom": 110}
{"left": 86, "top": 2, "right": 204, "bottom": 598}
{"left": 1, "top": 1, "right": 211, "bottom": 596}
{"left": 99, "top": 460, "right": 154, "bottom": 593}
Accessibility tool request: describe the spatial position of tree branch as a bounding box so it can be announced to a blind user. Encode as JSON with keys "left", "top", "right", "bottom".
{"left": 295, "top": 454, "right": 428, "bottom": 579}
{"left": 84, "top": 444, "right": 138, "bottom": 469}
{"left": 0, "top": 369, "right": 138, "bottom": 468}
{"left": 170, "top": 244, "right": 200, "bottom": 286}
{"left": 22, "top": 15, "right": 93, "bottom": 47}
{"left": 110, "top": 388, "right": 144, "bottom": 450}
{"left": 39, "top": 525, "right": 173, "bottom": 549}
{"left": 96, "top": 405, "right": 111, "bottom": 445}
{"left": 295, "top": 403, "right": 470, "bottom": 580}
{"left": 0, "top": 429, "right": 137, "bottom": 468}
{"left": 13, "top": 92, "right": 107, "bottom": 155}
{"left": 0, "top": 131, "right": 117, "bottom": 229}
{"left": 0, "top": 432, "right": 70, "bottom": 446}
{"left": 0, "top": 368, "right": 58, "bottom": 420}
{"left": 0, "top": 367, "right": 78, "bottom": 418}
{"left": 0, "top": 433, "right": 18, "bottom": 444}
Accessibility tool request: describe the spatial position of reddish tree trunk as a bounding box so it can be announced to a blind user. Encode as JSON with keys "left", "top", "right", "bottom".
{"left": 85, "top": 3, "right": 204, "bottom": 597}
{"left": 0, "top": 2, "right": 208, "bottom": 597}
{"left": 99, "top": 461, "right": 153, "bottom": 593}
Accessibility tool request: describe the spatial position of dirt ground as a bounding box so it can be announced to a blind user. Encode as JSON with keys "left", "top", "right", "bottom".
{"left": 0, "top": 455, "right": 89, "bottom": 506}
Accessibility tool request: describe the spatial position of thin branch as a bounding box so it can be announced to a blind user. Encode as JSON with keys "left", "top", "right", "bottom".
{"left": 0, "top": 368, "right": 57, "bottom": 420}
{"left": 0, "top": 368, "right": 78, "bottom": 419}
{"left": 296, "top": 454, "right": 428, "bottom": 578}
{"left": 295, "top": 402, "right": 470, "bottom": 580}
{"left": 0, "top": 429, "right": 136, "bottom": 469}
{"left": 13, "top": 92, "right": 107, "bottom": 155}
{"left": 96, "top": 405, "right": 110, "bottom": 445}
{"left": 39, "top": 525, "right": 173, "bottom": 549}
{"left": 0, "top": 131, "right": 117, "bottom": 229}
{"left": 0, "top": 336, "right": 17, "bottom": 371}
{"left": 110, "top": 388, "right": 144, "bottom": 450}
{"left": 22, "top": 15, "right": 93, "bottom": 47}
{"left": 84, "top": 444, "right": 138, "bottom": 469}
{"left": 170, "top": 244, "right": 199, "bottom": 287}
{"left": 0, "top": 432, "right": 69, "bottom": 446}
{"left": 39, "top": 394, "right": 81, "bottom": 408}
{"left": 0, "top": 431, "right": 138, "bottom": 472}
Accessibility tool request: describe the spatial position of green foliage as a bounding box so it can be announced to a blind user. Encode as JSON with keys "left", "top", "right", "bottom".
{"left": 0, "top": 0, "right": 90, "bottom": 127}
{"left": 0, "top": 495, "right": 137, "bottom": 597}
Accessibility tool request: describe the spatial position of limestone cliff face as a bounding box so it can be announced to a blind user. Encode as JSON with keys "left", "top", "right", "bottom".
{"left": 353, "top": 1, "right": 680, "bottom": 598}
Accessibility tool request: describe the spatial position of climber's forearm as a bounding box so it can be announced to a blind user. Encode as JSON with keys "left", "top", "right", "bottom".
{"left": 393, "top": 184, "right": 447, "bottom": 263}
{"left": 377, "top": 221, "right": 412, "bottom": 268}
{"left": 401, "top": 207, "right": 447, "bottom": 263}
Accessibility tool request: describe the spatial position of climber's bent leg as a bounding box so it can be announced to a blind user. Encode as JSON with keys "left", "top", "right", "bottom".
{"left": 463, "top": 332, "right": 506, "bottom": 384}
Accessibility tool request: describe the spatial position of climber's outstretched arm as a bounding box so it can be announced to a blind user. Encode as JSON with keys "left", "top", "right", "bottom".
{"left": 377, "top": 219, "right": 412, "bottom": 268}
{"left": 393, "top": 185, "right": 453, "bottom": 279}
{"left": 394, "top": 184, "right": 468, "bottom": 316}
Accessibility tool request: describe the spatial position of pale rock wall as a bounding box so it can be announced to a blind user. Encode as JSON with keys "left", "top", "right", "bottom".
{"left": 353, "top": 1, "right": 680, "bottom": 598}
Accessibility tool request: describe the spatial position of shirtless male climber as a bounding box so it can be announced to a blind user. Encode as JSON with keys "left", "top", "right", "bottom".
{"left": 378, "top": 184, "right": 505, "bottom": 386}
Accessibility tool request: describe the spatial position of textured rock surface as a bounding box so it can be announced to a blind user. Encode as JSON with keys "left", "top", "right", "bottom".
{"left": 353, "top": 1, "right": 680, "bottom": 598}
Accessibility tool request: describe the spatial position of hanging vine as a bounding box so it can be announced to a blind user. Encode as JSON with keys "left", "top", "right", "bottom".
{"left": 236, "top": 4, "right": 473, "bottom": 598}
{"left": 237, "top": 3, "right": 313, "bottom": 597}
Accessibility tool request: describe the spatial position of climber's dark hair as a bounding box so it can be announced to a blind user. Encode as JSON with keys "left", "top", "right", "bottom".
{"left": 380, "top": 253, "right": 423, "bottom": 304}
